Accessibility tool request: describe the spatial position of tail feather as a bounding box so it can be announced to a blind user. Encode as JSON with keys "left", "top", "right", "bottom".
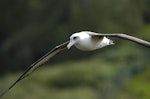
{"left": 109, "top": 39, "right": 114, "bottom": 45}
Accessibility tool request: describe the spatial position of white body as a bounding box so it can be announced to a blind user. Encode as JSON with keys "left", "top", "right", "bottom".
{"left": 67, "top": 31, "right": 114, "bottom": 51}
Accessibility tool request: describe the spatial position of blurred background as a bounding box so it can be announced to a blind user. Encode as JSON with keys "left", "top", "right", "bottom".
{"left": 0, "top": 0, "right": 150, "bottom": 99}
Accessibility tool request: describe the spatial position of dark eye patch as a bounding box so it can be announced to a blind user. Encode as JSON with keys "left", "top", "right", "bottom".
{"left": 73, "top": 36, "right": 78, "bottom": 40}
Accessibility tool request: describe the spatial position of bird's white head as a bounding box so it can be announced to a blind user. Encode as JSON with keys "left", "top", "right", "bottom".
{"left": 67, "top": 33, "right": 82, "bottom": 49}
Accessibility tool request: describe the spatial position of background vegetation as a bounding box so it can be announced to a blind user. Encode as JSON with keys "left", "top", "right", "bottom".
{"left": 0, "top": 0, "right": 150, "bottom": 99}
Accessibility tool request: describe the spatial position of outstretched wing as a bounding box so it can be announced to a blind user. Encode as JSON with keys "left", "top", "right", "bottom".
{"left": 87, "top": 31, "right": 150, "bottom": 47}
{"left": 0, "top": 41, "right": 69, "bottom": 97}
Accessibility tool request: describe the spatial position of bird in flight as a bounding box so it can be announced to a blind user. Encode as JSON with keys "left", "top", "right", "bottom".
{"left": 8, "top": 30, "right": 150, "bottom": 97}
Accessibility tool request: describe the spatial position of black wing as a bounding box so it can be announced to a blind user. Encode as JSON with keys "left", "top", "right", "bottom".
{"left": 87, "top": 32, "right": 150, "bottom": 47}
{"left": 0, "top": 41, "right": 69, "bottom": 97}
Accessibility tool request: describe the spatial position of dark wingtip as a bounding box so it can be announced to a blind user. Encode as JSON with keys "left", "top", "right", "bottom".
{"left": 0, "top": 88, "right": 9, "bottom": 97}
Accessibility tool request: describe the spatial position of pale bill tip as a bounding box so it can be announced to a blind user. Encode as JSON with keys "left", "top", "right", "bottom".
{"left": 67, "top": 40, "right": 75, "bottom": 49}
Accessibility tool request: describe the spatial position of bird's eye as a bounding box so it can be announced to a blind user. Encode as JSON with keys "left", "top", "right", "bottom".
{"left": 73, "top": 36, "right": 78, "bottom": 40}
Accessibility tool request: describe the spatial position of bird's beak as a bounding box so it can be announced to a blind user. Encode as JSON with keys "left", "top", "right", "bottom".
{"left": 67, "top": 40, "right": 75, "bottom": 49}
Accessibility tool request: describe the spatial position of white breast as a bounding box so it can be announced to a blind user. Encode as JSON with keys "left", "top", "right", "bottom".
{"left": 75, "top": 36, "right": 112, "bottom": 51}
{"left": 74, "top": 35, "right": 98, "bottom": 51}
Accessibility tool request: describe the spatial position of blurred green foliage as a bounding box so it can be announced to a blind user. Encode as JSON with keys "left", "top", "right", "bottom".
{"left": 0, "top": 54, "right": 149, "bottom": 99}
{"left": 0, "top": 0, "right": 150, "bottom": 99}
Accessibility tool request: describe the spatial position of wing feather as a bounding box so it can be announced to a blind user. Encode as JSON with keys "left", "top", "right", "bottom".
{"left": 0, "top": 41, "right": 69, "bottom": 97}
{"left": 85, "top": 31, "right": 104, "bottom": 40}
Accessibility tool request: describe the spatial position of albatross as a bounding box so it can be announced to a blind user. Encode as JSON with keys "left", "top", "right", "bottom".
{"left": 0, "top": 31, "right": 115, "bottom": 97}
{"left": 1, "top": 31, "right": 150, "bottom": 97}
